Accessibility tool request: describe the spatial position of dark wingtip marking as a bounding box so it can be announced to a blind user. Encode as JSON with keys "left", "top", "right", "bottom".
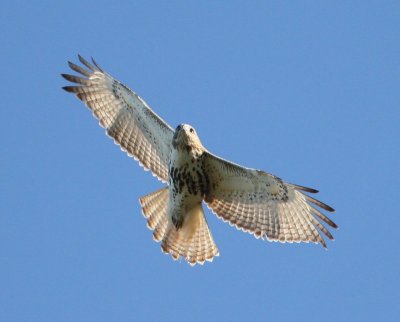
{"left": 61, "top": 73, "right": 91, "bottom": 85}
{"left": 321, "top": 226, "right": 334, "bottom": 240}
{"left": 325, "top": 205, "right": 335, "bottom": 212}
{"left": 305, "top": 194, "right": 335, "bottom": 212}
{"left": 62, "top": 86, "right": 76, "bottom": 92}
{"left": 330, "top": 221, "right": 339, "bottom": 229}
{"left": 300, "top": 186, "right": 319, "bottom": 193}
{"left": 67, "top": 60, "right": 92, "bottom": 77}
{"left": 289, "top": 183, "right": 319, "bottom": 193}
{"left": 78, "top": 54, "right": 96, "bottom": 72}
{"left": 311, "top": 208, "right": 338, "bottom": 229}
{"left": 325, "top": 217, "right": 338, "bottom": 229}
{"left": 326, "top": 233, "right": 334, "bottom": 241}
{"left": 61, "top": 73, "right": 73, "bottom": 82}
{"left": 91, "top": 56, "right": 103, "bottom": 72}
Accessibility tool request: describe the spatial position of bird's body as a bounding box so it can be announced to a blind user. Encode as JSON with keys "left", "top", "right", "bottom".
{"left": 62, "top": 56, "right": 337, "bottom": 265}
{"left": 169, "top": 126, "right": 205, "bottom": 229}
{"left": 161, "top": 124, "right": 219, "bottom": 261}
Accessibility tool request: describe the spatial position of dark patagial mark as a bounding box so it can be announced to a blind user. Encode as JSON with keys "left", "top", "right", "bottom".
{"left": 272, "top": 176, "right": 289, "bottom": 202}
{"left": 111, "top": 82, "right": 121, "bottom": 99}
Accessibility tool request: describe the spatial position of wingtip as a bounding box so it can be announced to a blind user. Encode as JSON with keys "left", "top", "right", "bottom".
{"left": 331, "top": 222, "right": 339, "bottom": 229}
{"left": 78, "top": 54, "right": 91, "bottom": 66}
{"left": 92, "top": 56, "right": 104, "bottom": 72}
{"left": 62, "top": 86, "right": 75, "bottom": 92}
{"left": 290, "top": 183, "right": 319, "bottom": 193}
{"left": 304, "top": 187, "right": 319, "bottom": 193}
{"left": 304, "top": 194, "right": 335, "bottom": 212}
{"left": 326, "top": 205, "right": 335, "bottom": 213}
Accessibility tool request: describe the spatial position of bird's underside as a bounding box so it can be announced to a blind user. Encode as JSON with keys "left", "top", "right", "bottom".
{"left": 62, "top": 55, "right": 337, "bottom": 266}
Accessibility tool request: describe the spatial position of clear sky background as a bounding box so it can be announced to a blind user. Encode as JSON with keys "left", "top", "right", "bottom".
{"left": 1, "top": 1, "right": 399, "bottom": 321}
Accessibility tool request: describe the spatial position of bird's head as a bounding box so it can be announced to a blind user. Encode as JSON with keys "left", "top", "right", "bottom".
{"left": 172, "top": 124, "right": 204, "bottom": 153}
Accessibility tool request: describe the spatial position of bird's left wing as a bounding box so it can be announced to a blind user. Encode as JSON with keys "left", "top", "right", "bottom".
{"left": 62, "top": 55, "right": 174, "bottom": 182}
{"left": 201, "top": 151, "right": 337, "bottom": 247}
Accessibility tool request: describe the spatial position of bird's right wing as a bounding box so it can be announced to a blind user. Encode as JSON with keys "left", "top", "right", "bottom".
{"left": 62, "top": 55, "right": 174, "bottom": 182}
{"left": 201, "top": 151, "right": 337, "bottom": 247}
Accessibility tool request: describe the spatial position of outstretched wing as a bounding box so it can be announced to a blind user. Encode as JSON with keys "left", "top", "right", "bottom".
{"left": 62, "top": 55, "right": 174, "bottom": 182}
{"left": 202, "top": 152, "right": 337, "bottom": 247}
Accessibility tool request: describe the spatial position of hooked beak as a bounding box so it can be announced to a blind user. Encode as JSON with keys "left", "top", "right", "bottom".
{"left": 173, "top": 124, "right": 184, "bottom": 141}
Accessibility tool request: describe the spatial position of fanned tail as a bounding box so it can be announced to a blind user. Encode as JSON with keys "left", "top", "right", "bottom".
{"left": 139, "top": 188, "right": 219, "bottom": 265}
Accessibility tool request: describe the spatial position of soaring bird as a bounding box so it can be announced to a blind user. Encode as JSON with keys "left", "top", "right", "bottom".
{"left": 62, "top": 55, "right": 337, "bottom": 265}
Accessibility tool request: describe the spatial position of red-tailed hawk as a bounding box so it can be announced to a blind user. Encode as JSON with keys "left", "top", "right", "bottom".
{"left": 62, "top": 55, "right": 337, "bottom": 265}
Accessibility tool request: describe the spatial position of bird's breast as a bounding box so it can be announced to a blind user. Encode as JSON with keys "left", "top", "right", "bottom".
{"left": 168, "top": 149, "right": 208, "bottom": 198}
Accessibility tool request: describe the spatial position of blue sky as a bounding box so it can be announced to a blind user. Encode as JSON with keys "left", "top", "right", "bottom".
{"left": 1, "top": 1, "right": 399, "bottom": 321}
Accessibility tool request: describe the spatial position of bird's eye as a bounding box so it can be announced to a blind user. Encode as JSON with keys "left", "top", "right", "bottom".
{"left": 190, "top": 128, "right": 194, "bottom": 133}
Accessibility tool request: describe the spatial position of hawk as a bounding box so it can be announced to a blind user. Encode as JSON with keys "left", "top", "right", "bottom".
{"left": 62, "top": 55, "right": 337, "bottom": 265}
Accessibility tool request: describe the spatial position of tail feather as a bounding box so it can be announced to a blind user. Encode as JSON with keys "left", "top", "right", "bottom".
{"left": 161, "top": 204, "right": 219, "bottom": 265}
{"left": 140, "top": 188, "right": 219, "bottom": 265}
{"left": 139, "top": 187, "right": 169, "bottom": 241}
